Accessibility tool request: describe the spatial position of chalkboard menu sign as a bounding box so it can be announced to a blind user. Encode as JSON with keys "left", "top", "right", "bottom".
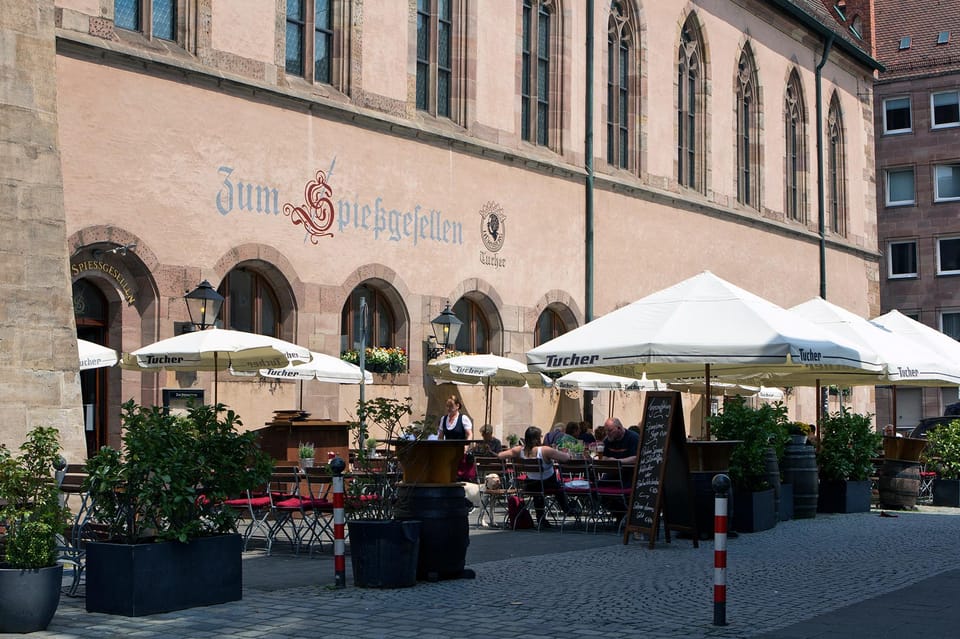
{"left": 624, "top": 392, "right": 697, "bottom": 549}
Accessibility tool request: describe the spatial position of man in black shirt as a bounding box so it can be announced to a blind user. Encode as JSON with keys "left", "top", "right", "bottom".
{"left": 601, "top": 417, "right": 639, "bottom": 463}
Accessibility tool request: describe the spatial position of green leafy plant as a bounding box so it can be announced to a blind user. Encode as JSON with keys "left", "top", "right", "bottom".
{"left": 298, "top": 442, "right": 315, "bottom": 459}
{"left": 506, "top": 433, "right": 520, "bottom": 447}
{"left": 0, "top": 427, "right": 69, "bottom": 569}
{"left": 84, "top": 400, "right": 273, "bottom": 544}
{"left": 924, "top": 419, "right": 960, "bottom": 480}
{"left": 817, "top": 408, "right": 881, "bottom": 482}
{"left": 708, "top": 397, "right": 789, "bottom": 492}
{"left": 557, "top": 437, "right": 585, "bottom": 457}
{"left": 340, "top": 347, "right": 408, "bottom": 374}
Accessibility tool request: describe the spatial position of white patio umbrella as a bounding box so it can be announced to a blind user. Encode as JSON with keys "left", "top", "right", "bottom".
{"left": 871, "top": 309, "right": 960, "bottom": 365}
{"left": 257, "top": 351, "right": 373, "bottom": 410}
{"left": 78, "top": 338, "right": 118, "bottom": 371}
{"left": 554, "top": 371, "right": 663, "bottom": 415}
{"left": 426, "top": 353, "right": 549, "bottom": 426}
{"left": 122, "top": 327, "right": 312, "bottom": 404}
{"left": 526, "top": 271, "right": 884, "bottom": 436}
{"left": 791, "top": 298, "right": 960, "bottom": 386}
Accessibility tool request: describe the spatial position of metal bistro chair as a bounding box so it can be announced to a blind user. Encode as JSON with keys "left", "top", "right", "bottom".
{"left": 592, "top": 459, "right": 634, "bottom": 534}
{"left": 515, "top": 458, "right": 565, "bottom": 531}
{"left": 301, "top": 466, "right": 337, "bottom": 555}
{"left": 55, "top": 463, "right": 110, "bottom": 597}
{"left": 557, "top": 458, "right": 599, "bottom": 533}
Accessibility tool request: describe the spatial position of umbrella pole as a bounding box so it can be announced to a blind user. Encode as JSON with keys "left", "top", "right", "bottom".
{"left": 214, "top": 352, "right": 219, "bottom": 406}
{"left": 609, "top": 390, "right": 615, "bottom": 417}
{"left": 704, "top": 364, "right": 711, "bottom": 440}
{"left": 484, "top": 378, "right": 492, "bottom": 428}
{"left": 815, "top": 379, "right": 821, "bottom": 431}
{"left": 892, "top": 386, "right": 898, "bottom": 428}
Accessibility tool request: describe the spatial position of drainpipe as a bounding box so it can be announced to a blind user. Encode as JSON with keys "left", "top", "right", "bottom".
{"left": 816, "top": 34, "right": 834, "bottom": 300}
{"left": 584, "top": 0, "right": 596, "bottom": 423}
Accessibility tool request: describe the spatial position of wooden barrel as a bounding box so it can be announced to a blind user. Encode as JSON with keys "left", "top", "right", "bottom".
{"left": 763, "top": 447, "right": 781, "bottom": 520}
{"left": 394, "top": 484, "right": 470, "bottom": 581}
{"left": 878, "top": 460, "right": 920, "bottom": 509}
{"left": 782, "top": 441, "right": 818, "bottom": 519}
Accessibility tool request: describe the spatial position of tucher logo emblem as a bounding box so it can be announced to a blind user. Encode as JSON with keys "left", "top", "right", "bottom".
{"left": 479, "top": 201, "right": 506, "bottom": 253}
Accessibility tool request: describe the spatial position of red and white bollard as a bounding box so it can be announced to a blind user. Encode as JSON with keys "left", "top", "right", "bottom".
{"left": 330, "top": 456, "right": 347, "bottom": 589}
{"left": 712, "top": 473, "right": 731, "bottom": 626}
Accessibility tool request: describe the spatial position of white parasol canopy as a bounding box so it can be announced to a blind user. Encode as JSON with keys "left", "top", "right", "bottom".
{"left": 526, "top": 271, "right": 884, "bottom": 381}
{"left": 122, "top": 327, "right": 311, "bottom": 404}
{"left": 554, "top": 371, "right": 663, "bottom": 391}
{"left": 260, "top": 351, "right": 373, "bottom": 384}
{"left": 871, "top": 310, "right": 960, "bottom": 368}
{"left": 791, "top": 298, "right": 960, "bottom": 386}
{"left": 78, "top": 338, "right": 118, "bottom": 371}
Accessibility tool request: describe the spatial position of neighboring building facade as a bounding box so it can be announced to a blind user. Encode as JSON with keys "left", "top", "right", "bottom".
{"left": 7, "top": 0, "right": 882, "bottom": 455}
{"left": 874, "top": 0, "right": 960, "bottom": 427}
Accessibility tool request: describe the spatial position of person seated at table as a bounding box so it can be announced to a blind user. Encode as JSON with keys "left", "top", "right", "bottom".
{"left": 565, "top": 421, "right": 581, "bottom": 439}
{"left": 543, "top": 423, "right": 565, "bottom": 448}
{"left": 498, "top": 425, "right": 579, "bottom": 526}
{"left": 601, "top": 417, "right": 639, "bottom": 464}
{"left": 472, "top": 423, "right": 503, "bottom": 456}
{"left": 599, "top": 417, "right": 640, "bottom": 526}
{"left": 578, "top": 421, "right": 596, "bottom": 444}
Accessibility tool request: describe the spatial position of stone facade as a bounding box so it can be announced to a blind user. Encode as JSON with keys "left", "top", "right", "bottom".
{"left": 1, "top": 1, "right": 885, "bottom": 455}
{"left": 1, "top": 0, "right": 85, "bottom": 460}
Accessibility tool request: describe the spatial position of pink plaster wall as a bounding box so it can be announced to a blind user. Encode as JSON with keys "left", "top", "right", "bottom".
{"left": 211, "top": 0, "right": 275, "bottom": 63}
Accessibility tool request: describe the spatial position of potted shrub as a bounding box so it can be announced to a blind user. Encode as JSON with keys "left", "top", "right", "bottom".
{"left": 0, "top": 426, "right": 70, "bottom": 633}
{"left": 708, "top": 398, "right": 788, "bottom": 532}
{"left": 817, "top": 408, "right": 881, "bottom": 513}
{"left": 298, "top": 442, "right": 316, "bottom": 468}
{"left": 924, "top": 418, "right": 960, "bottom": 507}
{"left": 83, "top": 400, "right": 272, "bottom": 616}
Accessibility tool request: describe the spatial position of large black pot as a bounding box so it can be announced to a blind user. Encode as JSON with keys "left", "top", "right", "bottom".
{"left": 394, "top": 484, "right": 470, "bottom": 581}
{"left": 347, "top": 519, "right": 420, "bottom": 588}
{"left": 0, "top": 563, "right": 63, "bottom": 633}
{"left": 731, "top": 488, "right": 776, "bottom": 533}
{"left": 818, "top": 480, "right": 872, "bottom": 514}
{"left": 86, "top": 534, "right": 242, "bottom": 616}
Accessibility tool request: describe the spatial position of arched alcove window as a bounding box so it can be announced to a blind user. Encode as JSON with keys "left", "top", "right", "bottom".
{"left": 217, "top": 268, "right": 281, "bottom": 337}
{"left": 535, "top": 307, "right": 569, "bottom": 346}
{"left": 678, "top": 15, "right": 705, "bottom": 191}
{"left": 607, "top": 1, "right": 637, "bottom": 170}
{"left": 827, "top": 93, "right": 847, "bottom": 236}
{"left": 452, "top": 298, "right": 490, "bottom": 354}
{"left": 341, "top": 284, "right": 397, "bottom": 351}
{"left": 784, "top": 70, "right": 808, "bottom": 223}
{"left": 736, "top": 43, "right": 760, "bottom": 208}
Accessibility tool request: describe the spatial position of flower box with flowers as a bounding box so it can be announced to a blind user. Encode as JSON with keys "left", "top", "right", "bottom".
{"left": 341, "top": 348, "right": 408, "bottom": 384}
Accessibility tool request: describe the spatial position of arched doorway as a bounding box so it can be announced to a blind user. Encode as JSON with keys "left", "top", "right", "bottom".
{"left": 73, "top": 279, "right": 109, "bottom": 457}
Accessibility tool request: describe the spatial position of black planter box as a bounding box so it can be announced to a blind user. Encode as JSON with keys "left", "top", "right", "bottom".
{"left": 732, "top": 488, "right": 776, "bottom": 533}
{"left": 933, "top": 478, "right": 960, "bottom": 507}
{"left": 817, "top": 480, "right": 871, "bottom": 514}
{"left": 86, "top": 534, "right": 242, "bottom": 616}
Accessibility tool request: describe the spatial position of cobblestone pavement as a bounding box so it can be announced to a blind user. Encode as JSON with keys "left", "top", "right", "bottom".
{"left": 23, "top": 506, "right": 960, "bottom": 639}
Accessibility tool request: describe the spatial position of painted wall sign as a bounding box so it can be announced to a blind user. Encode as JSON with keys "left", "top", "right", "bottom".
{"left": 71, "top": 259, "right": 137, "bottom": 304}
{"left": 215, "top": 161, "right": 464, "bottom": 248}
{"left": 479, "top": 200, "right": 507, "bottom": 270}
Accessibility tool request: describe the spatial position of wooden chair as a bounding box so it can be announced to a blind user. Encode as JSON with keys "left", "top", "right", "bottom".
{"left": 474, "top": 456, "right": 516, "bottom": 528}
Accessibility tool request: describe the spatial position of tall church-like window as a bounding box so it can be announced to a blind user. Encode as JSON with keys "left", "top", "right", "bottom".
{"left": 736, "top": 44, "right": 760, "bottom": 208}
{"left": 677, "top": 16, "right": 705, "bottom": 191}
{"left": 522, "top": 0, "right": 555, "bottom": 147}
{"left": 607, "top": 1, "right": 636, "bottom": 170}
{"left": 827, "top": 93, "right": 847, "bottom": 235}
{"left": 785, "top": 70, "right": 808, "bottom": 223}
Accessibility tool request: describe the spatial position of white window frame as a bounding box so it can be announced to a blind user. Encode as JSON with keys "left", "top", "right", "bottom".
{"left": 888, "top": 240, "right": 918, "bottom": 279}
{"left": 931, "top": 91, "right": 960, "bottom": 129}
{"left": 886, "top": 167, "right": 916, "bottom": 206}
{"left": 934, "top": 164, "right": 960, "bottom": 202}
{"left": 939, "top": 310, "right": 960, "bottom": 341}
{"left": 937, "top": 237, "right": 960, "bottom": 275}
{"left": 883, "top": 96, "right": 912, "bottom": 134}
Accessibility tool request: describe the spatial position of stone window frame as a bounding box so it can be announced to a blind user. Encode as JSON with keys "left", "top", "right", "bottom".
{"left": 735, "top": 42, "right": 761, "bottom": 209}
{"left": 677, "top": 13, "right": 707, "bottom": 193}
{"left": 887, "top": 240, "right": 918, "bottom": 279}
{"left": 827, "top": 92, "right": 847, "bottom": 236}
{"left": 784, "top": 69, "right": 808, "bottom": 224}
{"left": 113, "top": 0, "right": 194, "bottom": 49}
{"left": 414, "top": 0, "right": 466, "bottom": 123}
{"left": 535, "top": 306, "right": 570, "bottom": 347}
{"left": 605, "top": 0, "right": 639, "bottom": 171}
{"left": 217, "top": 265, "right": 291, "bottom": 340}
{"left": 934, "top": 164, "right": 960, "bottom": 203}
{"left": 518, "top": 0, "right": 564, "bottom": 152}
{"left": 340, "top": 283, "right": 403, "bottom": 353}
{"left": 940, "top": 309, "right": 960, "bottom": 340}
{"left": 282, "top": 0, "right": 351, "bottom": 94}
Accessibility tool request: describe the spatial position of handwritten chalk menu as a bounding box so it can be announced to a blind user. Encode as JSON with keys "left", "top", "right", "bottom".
{"left": 624, "top": 392, "right": 697, "bottom": 549}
